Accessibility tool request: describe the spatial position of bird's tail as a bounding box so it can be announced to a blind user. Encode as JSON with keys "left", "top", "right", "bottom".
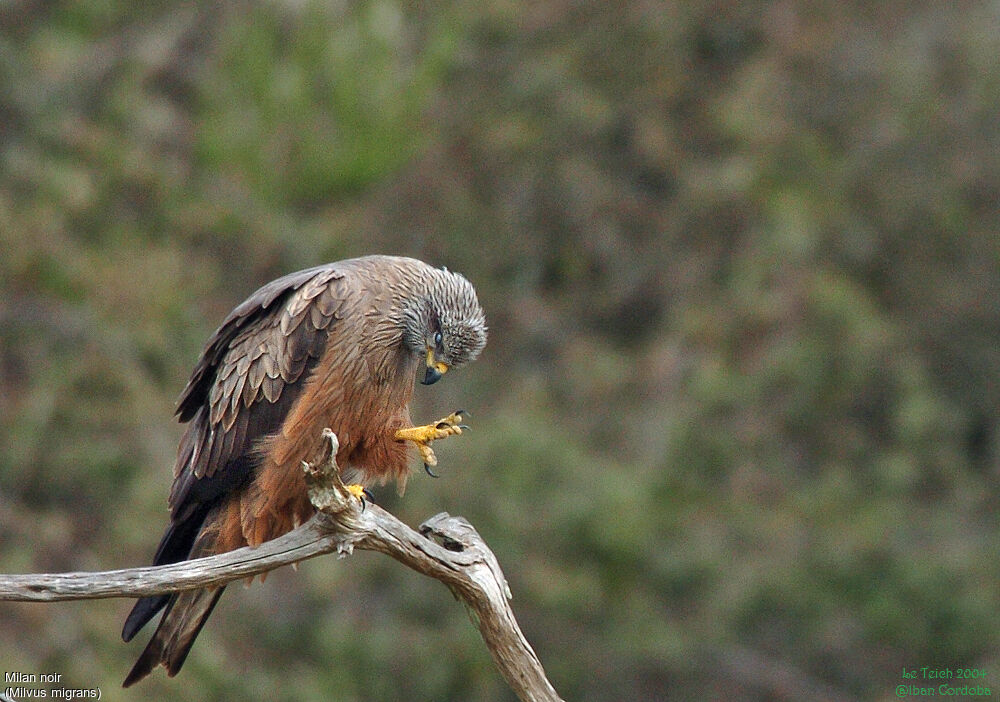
{"left": 122, "top": 501, "right": 227, "bottom": 687}
{"left": 122, "top": 586, "right": 226, "bottom": 687}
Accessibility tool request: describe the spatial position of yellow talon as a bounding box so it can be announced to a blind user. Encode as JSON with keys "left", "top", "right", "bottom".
{"left": 344, "top": 484, "right": 371, "bottom": 510}
{"left": 394, "top": 411, "right": 469, "bottom": 475}
{"left": 416, "top": 442, "right": 438, "bottom": 467}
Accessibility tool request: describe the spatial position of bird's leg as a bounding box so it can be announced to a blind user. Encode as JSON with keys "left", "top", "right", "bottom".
{"left": 395, "top": 411, "right": 468, "bottom": 474}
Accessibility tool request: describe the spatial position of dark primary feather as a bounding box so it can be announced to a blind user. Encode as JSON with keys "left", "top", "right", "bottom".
{"left": 170, "top": 267, "right": 344, "bottom": 504}
{"left": 122, "top": 265, "right": 346, "bottom": 645}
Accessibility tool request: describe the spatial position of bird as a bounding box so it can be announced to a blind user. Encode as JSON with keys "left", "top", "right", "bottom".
{"left": 121, "top": 255, "right": 487, "bottom": 686}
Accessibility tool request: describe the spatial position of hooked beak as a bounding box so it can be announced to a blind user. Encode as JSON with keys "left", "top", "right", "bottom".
{"left": 422, "top": 349, "right": 449, "bottom": 385}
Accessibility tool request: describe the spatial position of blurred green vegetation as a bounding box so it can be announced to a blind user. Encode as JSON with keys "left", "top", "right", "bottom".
{"left": 2, "top": 1, "right": 1000, "bottom": 701}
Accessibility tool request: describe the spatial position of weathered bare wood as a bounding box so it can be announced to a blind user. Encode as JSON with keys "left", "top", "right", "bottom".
{"left": 0, "top": 429, "right": 565, "bottom": 702}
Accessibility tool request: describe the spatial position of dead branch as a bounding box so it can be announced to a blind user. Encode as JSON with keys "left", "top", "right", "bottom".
{"left": 0, "top": 429, "right": 565, "bottom": 702}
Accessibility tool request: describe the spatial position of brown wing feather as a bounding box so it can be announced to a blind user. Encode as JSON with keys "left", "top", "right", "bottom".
{"left": 175, "top": 264, "right": 343, "bottom": 423}
{"left": 168, "top": 266, "right": 346, "bottom": 509}
{"left": 123, "top": 264, "right": 349, "bottom": 650}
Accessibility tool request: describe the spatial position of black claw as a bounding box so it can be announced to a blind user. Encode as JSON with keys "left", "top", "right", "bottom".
{"left": 454, "top": 409, "right": 469, "bottom": 417}
{"left": 424, "top": 463, "right": 439, "bottom": 478}
{"left": 436, "top": 421, "right": 450, "bottom": 429}
{"left": 354, "top": 487, "right": 375, "bottom": 512}
{"left": 457, "top": 424, "right": 470, "bottom": 431}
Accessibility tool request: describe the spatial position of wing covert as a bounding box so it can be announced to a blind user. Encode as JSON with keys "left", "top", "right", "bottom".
{"left": 167, "top": 265, "right": 349, "bottom": 518}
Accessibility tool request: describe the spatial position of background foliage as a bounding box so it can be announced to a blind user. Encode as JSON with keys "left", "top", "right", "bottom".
{"left": 2, "top": 1, "right": 999, "bottom": 700}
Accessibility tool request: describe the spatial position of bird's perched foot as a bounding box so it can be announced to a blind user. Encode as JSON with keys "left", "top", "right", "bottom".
{"left": 303, "top": 430, "right": 375, "bottom": 512}
{"left": 344, "top": 484, "right": 374, "bottom": 511}
{"left": 395, "top": 411, "right": 469, "bottom": 475}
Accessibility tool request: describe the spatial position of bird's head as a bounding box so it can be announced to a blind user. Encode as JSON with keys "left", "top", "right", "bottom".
{"left": 402, "top": 268, "right": 487, "bottom": 385}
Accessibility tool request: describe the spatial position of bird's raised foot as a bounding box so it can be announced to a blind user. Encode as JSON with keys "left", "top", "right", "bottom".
{"left": 395, "top": 411, "right": 469, "bottom": 475}
{"left": 396, "top": 411, "right": 468, "bottom": 444}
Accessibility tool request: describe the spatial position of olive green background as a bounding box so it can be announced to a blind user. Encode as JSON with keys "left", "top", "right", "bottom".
{"left": 2, "top": 2, "right": 999, "bottom": 700}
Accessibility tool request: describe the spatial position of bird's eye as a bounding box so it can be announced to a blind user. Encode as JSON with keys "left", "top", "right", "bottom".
{"left": 434, "top": 331, "right": 443, "bottom": 346}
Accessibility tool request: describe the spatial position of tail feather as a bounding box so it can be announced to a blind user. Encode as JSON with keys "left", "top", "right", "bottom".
{"left": 122, "top": 586, "right": 225, "bottom": 687}
{"left": 122, "top": 594, "right": 170, "bottom": 643}
{"left": 122, "top": 504, "right": 215, "bottom": 643}
{"left": 123, "top": 500, "right": 226, "bottom": 686}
